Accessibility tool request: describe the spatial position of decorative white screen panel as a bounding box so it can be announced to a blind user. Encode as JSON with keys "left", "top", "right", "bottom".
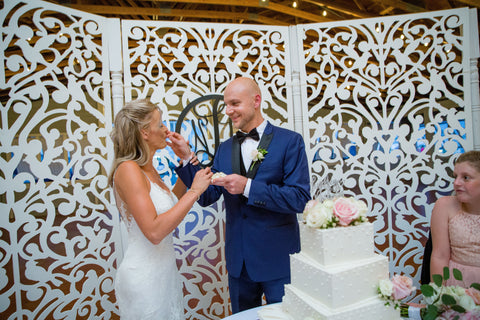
{"left": 121, "top": 20, "right": 293, "bottom": 319}
{"left": 0, "top": 1, "right": 120, "bottom": 319}
{"left": 1, "top": 1, "right": 478, "bottom": 319}
{"left": 297, "top": 8, "right": 475, "bottom": 297}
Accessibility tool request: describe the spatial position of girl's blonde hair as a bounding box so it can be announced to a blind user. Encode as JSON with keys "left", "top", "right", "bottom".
{"left": 108, "top": 99, "right": 160, "bottom": 186}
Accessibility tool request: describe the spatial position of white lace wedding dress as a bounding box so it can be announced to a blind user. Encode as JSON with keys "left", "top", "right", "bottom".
{"left": 114, "top": 177, "right": 184, "bottom": 320}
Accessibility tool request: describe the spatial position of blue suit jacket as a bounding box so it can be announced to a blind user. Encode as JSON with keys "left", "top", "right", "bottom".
{"left": 176, "top": 122, "right": 311, "bottom": 282}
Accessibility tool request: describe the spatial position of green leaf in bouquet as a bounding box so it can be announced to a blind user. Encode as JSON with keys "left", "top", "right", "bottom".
{"left": 432, "top": 274, "right": 443, "bottom": 287}
{"left": 441, "top": 293, "right": 457, "bottom": 306}
{"left": 421, "top": 305, "right": 439, "bottom": 320}
{"left": 451, "top": 305, "right": 466, "bottom": 313}
{"left": 443, "top": 267, "right": 450, "bottom": 281}
{"left": 452, "top": 268, "right": 463, "bottom": 281}
{"left": 471, "top": 283, "right": 480, "bottom": 290}
{"left": 420, "top": 284, "right": 435, "bottom": 297}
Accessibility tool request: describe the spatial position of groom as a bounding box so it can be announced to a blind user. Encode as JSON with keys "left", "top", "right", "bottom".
{"left": 171, "top": 77, "right": 311, "bottom": 313}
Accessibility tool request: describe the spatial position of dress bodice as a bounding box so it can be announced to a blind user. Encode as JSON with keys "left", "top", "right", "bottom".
{"left": 115, "top": 180, "right": 177, "bottom": 251}
{"left": 449, "top": 211, "right": 480, "bottom": 268}
{"left": 447, "top": 210, "right": 480, "bottom": 287}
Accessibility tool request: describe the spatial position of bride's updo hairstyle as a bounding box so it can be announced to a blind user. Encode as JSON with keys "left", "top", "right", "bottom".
{"left": 108, "top": 99, "right": 160, "bottom": 186}
{"left": 455, "top": 150, "right": 480, "bottom": 172}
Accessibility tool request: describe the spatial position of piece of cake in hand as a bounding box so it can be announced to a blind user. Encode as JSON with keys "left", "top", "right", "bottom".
{"left": 211, "top": 172, "right": 226, "bottom": 182}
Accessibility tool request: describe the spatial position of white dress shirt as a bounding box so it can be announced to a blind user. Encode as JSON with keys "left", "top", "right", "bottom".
{"left": 240, "top": 120, "right": 267, "bottom": 197}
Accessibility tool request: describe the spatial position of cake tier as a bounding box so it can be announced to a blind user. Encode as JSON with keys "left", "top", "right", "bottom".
{"left": 299, "top": 222, "right": 375, "bottom": 266}
{"left": 290, "top": 252, "right": 389, "bottom": 309}
{"left": 281, "top": 285, "right": 400, "bottom": 320}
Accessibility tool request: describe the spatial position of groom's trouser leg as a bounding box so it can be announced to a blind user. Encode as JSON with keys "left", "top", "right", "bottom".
{"left": 261, "top": 275, "right": 289, "bottom": 305}
{"left": 228, "top": 263, "right": 262, "bottom": 314}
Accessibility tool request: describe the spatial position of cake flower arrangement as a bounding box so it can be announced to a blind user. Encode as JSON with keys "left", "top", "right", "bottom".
{"left": 302, "top": 196, "right": 369, "bottom": 229}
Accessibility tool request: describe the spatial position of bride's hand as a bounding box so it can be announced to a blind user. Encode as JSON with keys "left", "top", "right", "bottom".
{"left": 190, "top": 167, "right": 213, "bottom": 195}
{"left": 189, "top": 152, "right": 200, "bottom": 166}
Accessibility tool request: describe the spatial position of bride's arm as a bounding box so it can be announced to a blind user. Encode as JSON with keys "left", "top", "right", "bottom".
{"left": 115, "top": 160, "right": 210, "bottom": 245}
{"left": 172, "top": 177, "right": 187, "bottom": 199}
{"left": 172, "top": 152, "right": 200, "bottom": 199}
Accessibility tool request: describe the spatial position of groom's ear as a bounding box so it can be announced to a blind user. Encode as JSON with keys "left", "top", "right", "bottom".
{"left": 254, "top": 94, "right": 261, "bottom": 109}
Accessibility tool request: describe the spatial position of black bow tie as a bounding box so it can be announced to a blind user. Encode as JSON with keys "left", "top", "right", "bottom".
{"left": 236, "top": 128, "right": 260, "bottom": 144}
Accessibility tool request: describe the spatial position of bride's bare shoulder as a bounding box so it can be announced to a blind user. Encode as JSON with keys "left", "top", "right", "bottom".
{"left": 115, "top": 161, "right": 145, "bottom": 186}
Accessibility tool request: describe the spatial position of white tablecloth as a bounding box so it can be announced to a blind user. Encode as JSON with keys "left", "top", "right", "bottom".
{"left": 221, "top": 303, "right": 421, "bottom": 319}
{"left": 222, "top": 305, "right": 266, "bottom": 320}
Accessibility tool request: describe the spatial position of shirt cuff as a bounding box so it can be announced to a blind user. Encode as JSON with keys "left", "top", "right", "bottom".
{"left": 180, "top": 155, "right": 192, "bottom": 167}
{"left": 243, "top": 178, "right": 252, "bottom": 197}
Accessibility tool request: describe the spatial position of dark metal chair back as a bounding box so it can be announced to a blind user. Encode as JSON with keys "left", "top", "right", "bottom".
{"left": 175, "top": 94, "right": 231, "bottom": 167}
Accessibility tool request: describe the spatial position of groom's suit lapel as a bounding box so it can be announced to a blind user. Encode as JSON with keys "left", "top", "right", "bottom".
{"left": 246, "top": 123, "right": 274, "bottom": 179}
{"left": 231, "top": 135, "right": 242, "bottom": 175}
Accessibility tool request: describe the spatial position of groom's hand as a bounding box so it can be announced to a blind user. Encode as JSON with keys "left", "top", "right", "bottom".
{"left": 212, "top": 174, "right": 247, "bottom": 195}
{"left": 166, "top": 131, "right": 191, "bottom": 161}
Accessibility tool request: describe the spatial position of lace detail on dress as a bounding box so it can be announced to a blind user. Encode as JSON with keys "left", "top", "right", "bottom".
{"left": 113, "top": 174, "right": 184, "bottom": 320}
{"left": 449, "top": 211, "right": 480, "bottom": 267}
{"left": 447, "top": 211, "right": 480, "bottom": 287}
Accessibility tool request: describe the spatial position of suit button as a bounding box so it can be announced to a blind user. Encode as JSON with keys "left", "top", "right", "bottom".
{"left": 243, "top": 214, "right": 247, "bottom": 219}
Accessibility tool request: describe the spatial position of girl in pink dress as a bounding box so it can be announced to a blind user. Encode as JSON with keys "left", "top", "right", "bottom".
{"left": 430, "top": 150, "right": 480, "bottom": 287}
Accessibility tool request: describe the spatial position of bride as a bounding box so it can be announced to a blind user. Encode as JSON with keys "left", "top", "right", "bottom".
{"left": 108, "top": 99, "right": 212, "bottom": 319}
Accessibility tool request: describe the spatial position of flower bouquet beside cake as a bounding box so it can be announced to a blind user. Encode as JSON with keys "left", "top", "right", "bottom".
{"left": 420, "top": 267, "right": 480, "bottom": 320}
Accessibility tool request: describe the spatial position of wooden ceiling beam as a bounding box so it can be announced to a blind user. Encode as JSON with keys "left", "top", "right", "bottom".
{"left": 138, "top": 0, "right": 331, "bottom": 22}
{"left": 301, "top": 0, "right": 373, "bottom": 18}
{"left": 374, "top": 0, "right": 427, "bottom": 13}
{"left": 68, "top": 4, "right": 291, "bottom": 24}
{"left": 424, "top": 0, "right": 452, "bottom": 10}
{"left": 454, "top": 0, "right": 480, "bottom": 7}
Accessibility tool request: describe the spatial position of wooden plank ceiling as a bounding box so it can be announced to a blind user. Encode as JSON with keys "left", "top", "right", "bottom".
{"left": 45, "top": 0, "right": 480, "bottom": 25}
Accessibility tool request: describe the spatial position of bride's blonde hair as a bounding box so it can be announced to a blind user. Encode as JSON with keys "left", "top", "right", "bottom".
{"left": 108, "top": 99, "right": 160, "bottom": 186}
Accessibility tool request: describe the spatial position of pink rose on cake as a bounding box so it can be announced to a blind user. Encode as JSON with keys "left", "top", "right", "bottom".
{"left": 303, "top": 196, "right": 368, "bottom": 229}
{"left": 333, "top": 197, "right": 361, "bottom": 226}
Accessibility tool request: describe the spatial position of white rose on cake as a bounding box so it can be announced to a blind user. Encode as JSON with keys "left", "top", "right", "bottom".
{"left": 303, "top": 196, "right": 368, "bottom": 229}
{"left": 304, "top": 200, "right": 333, "bottom": 228}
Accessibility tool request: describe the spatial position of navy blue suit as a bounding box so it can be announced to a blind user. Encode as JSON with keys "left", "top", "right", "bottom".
{"left": 176, "top": 122, "right": 310, "bottom": 311}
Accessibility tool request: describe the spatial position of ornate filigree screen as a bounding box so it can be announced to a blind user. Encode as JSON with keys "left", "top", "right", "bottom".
{"left": 0, "top": 0, "right": 120, "bottom": 319}
{"left": 297, "top": 9, "right": 475, "bottom": 290}
{"left": 1, "top": 1, "right": 478, "bottom": 319}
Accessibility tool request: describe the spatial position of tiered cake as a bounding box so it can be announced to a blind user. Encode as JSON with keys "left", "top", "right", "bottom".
{"left": 258, "top": 221, "right": 400, "bottom": 320}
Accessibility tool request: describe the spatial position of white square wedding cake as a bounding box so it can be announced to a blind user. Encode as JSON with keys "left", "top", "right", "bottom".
{"left": 258, "top": 197, "right": 401, "bottom": 320}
